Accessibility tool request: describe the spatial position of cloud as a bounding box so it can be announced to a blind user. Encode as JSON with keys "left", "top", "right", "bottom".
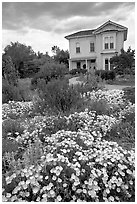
{"left": 2, "top": 2, "right": 135, "bottom": 54}
{"left": 2, "top": 2, "right": 135, "bottom": 32}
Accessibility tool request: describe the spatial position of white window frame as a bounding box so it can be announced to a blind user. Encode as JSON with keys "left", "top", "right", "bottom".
{"left": 90, "top": 42, "right": 95, "bottom": 52}
{"left": 103, "top": 33, "right": 116, "bottom": 50}
{"left": 76, "top": 42, "right": 80, "bottom": 53}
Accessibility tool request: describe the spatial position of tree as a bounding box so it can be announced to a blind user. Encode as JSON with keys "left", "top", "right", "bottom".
{"left": 2, "top": 54, "right": 18, "bottom": 85}
{"left": 51, "top": 45, "right": 60, "bottom": 55}
{"left": 51, "top": 46, "right": 69, "bottom": 67}
{"left": 4, "top": 42, "right": 36, "bottom": 77}
{"left": 110, "top": 47, "right": 135, "bottom": 75}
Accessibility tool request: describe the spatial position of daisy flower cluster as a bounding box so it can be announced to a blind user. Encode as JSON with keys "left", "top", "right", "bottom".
{"left": 2, "top": 129, "right": 135, "bottom": 202}
{"left": 2, "top": 101, "right": 34, "bottom": 120}
{"left": 2, "top": 88, "right": 135, "bottom": 202}
{"left": 84, "top": 89, "right": 125, "bottom": 105}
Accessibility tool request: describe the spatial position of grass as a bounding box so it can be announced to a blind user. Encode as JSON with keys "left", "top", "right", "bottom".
{"left": 106, "top": 74, "right": 135, "bottom": 86}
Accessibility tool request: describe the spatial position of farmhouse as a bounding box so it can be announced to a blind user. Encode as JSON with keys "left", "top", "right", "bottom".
{"left": 65, "top": 20, "right": 128, "bottom": 71}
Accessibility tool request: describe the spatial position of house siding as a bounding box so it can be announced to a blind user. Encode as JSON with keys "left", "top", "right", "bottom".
{"left": 69, "top": 36, "right": 96, "bottom": 59}
{"left": 66, "top": 21, "right": 127, "bottom": 71}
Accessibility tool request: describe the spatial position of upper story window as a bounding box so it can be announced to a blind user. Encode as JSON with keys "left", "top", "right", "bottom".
{"left": 110, "top": 36, "right": 114, "bottom": 49}
{"left": 104, "top": 36, "right": 114, "bottom": 50}
{"left": 104, "top": 37, "right": 109, "bottom": 49}
{"left": 90, "top": 42, "right": 95, "bottom": 52}
{"left": 76, "top": 42, "right": 80, "bottom": 53}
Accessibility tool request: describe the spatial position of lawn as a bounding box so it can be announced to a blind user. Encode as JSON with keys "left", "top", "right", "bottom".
{"left": 2, "top": 79, "right": 135, "bottom": 202}
{"left": 106, "top": 74, "right": 135, "bottom": 86}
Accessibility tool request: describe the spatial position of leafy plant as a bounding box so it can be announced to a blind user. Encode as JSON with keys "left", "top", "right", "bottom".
{"left": 2, "top": 118, "right": 25, "bottom": 139}
{"left": 35, "top": 79, "right": 85, "bottom": 114}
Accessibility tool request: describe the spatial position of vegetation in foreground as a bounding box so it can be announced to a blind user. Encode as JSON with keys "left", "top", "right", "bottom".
{"left": 2, "top": 77, "right": 135, "bottom": 202}
{"left": 2, "top": 41, "right": 135, "bottom": 202}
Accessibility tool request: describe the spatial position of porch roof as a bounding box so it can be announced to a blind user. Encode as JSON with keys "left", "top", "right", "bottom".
{"left": 70, "top": 56, "right": 97, "bottom": 61}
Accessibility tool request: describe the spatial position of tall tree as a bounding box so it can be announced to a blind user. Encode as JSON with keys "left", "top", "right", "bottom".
{"left": 110, "top": 47, "right": 135, "bottom": 75}
{"left": 51, "top": 46, "right": 69, "bottom": 67}
{"left": 4, "top": 41, "right": 36, "bottom": 77}
{"left": 2, "top": 54, "right": 18, "bottom": 85}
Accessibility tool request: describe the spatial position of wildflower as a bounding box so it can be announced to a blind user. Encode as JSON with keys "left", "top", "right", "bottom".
{"left": 88, "top": 190, "right": 96, "bottom": 197}
{"left": 50, "top": 190, "right": 55, "bottom": 197}
{"left": 56, "top": 195, "right": 62, "bottom": 201}
{"left": 106, "top": 188, "right": 110, "bottom": 194}
{"left": 116, "top": 188, "right": 120, "bottom": 192}
{"left": 129, "top": 180, "right": 133, "bottom": 185}
{"left": 108, "top": 196, "right": 114, "bottom": 202}
{"left": 63, "top": 183, "right": 67, "bottom": 188}
{"left": 42, "top": 194, "right": 47, "bottom": 198}
{"left": 83, "top": 189, "right": 87, "bottom": 194}
{"left": 6, "top": 193, "right": 11, "bottom": 198}
{"left": 45, "top": 175, "right": 49, "bottom": 180}
{"left": 52, "top": 175, "right": 57, "bottom": 181}
{"left": 33, "top": 187, "right": 39, "bottom": 194}
{"left": 126, "top": 169, "right": 132, "bottom": 175}
{"left": 57, "top": 178, "right": 62, "bottom": 183}
{"left": 36, "top": 197, "right": 40, "bottom": 201}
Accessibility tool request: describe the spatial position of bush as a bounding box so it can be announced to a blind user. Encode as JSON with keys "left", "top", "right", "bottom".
{"left": 123, "top": 87, "right": 135, "bottom": 104}
{"left": 69, "top": 69, "right": 78, "bottom": 75}
{"left": 35, "top": 79, "right": 85, "bottom": 114}
{"left": 31, "top": 62, "right": 67, "bottom": 89}
{"left": 95, "top": 70, "right": 116, "bottom": 81}
{"left": 87, "top": 99, "right": 112, "bottom": 115}
{"left": 69, "top": 68, "right": 87, "bottom": 75}
{"left": 2, "top": 118, "right": 25, "bottom": 140}
{"left": 2, "top": 79, "right": 24, "bottom": 104}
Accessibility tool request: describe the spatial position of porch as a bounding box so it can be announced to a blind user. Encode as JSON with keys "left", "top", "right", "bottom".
{"left": 69, "top": 57, "right": 97, "bottom": 72}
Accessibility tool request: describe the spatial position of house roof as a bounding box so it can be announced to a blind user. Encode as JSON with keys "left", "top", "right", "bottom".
{"left": 65, "top": 29, "right": 95, "bottom": 39}
{"left": 65, "top": 20, "right": 128, "bottom": 40}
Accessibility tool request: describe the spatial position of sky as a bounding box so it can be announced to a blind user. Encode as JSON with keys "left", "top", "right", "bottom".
{"left": 2, "top": 1, "right": 135, "bottom": 56}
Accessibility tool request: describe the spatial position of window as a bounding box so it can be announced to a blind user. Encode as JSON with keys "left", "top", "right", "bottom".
{"left": 110, "top": 36, "right": 114, "bottom": 49}
{"left": 110, "top": 58, "right": 113, "bottom": 70}
{"left": 104, "top": 37, "right": 109, "bottom": 50}
{"left": 104, "top": 36, "right": 115, "bottom": 50}
{"left": 105, "top": 58, "right": 109, "bottom": 70}
{"left": 90, "top": 42, "right": 95, "bottom": 52}
{"left": 76, "top": 42, "right": 80, "bottom": 53}
{"left": 77, "top": 62, "right": 81, "bottom": 69}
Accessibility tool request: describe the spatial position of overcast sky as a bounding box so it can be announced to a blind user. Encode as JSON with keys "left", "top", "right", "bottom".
{"left": 2, "top": 2, "right": 135, "bottom": 55}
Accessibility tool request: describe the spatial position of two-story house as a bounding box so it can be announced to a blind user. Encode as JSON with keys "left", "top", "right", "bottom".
{"left": 65, "top": 20, "right": 128, "bottom": 71}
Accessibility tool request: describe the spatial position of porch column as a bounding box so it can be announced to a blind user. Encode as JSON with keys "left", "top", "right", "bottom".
{"left": 85, "top": 59, "right": 88, "bottom": 71}
{"left": 69, "top": 59, "right": 72, "bottom": 70}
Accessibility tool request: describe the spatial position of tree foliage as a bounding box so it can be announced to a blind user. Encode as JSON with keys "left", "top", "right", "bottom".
{"left": 110, "top": 47, "right": 135, "bottom": 75}
{"left": 52, "top": 45, "right": 69, "bottom": 67}
{"left": 2, "top": 54, "right": 18, "bottom": 85}
{"left": 4, "top": 42, "right": 36, "bottom": 77}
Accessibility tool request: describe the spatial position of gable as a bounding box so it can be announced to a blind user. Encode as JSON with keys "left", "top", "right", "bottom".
{"left": 93, "top": 20, "right": 128, "bottom": 40}
{"left": 94, "top": 20, "right": 127, "bottom": 33}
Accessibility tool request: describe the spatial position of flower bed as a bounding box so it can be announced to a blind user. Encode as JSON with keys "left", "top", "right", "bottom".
{"left": 2, "top": 89, "right": 135, "bottom": 202}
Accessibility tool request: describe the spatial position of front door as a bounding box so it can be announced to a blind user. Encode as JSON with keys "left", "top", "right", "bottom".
{"left": 90, "top": 59, "right": 96, "bottom": 71}
{"left": 77, "top": 62, "right": 81, "bottom": 70}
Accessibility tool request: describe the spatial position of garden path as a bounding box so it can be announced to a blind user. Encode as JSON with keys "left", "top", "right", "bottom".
{"left": 69, "top": 76, "right": 134, "bottom": 90}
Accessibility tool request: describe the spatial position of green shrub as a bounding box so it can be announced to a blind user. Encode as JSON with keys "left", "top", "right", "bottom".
{"left": 2, "top": 79, "right": 24, "bottom": 103}
{"left": 95, "top": 70, "right": 116, "bottom": 81}
{"left": 123, "top": 87, "right": 135, "bottom": 104}
{"left": 69, "top": 68, "right": 87, "bottom": 75}
{"left": 87, "top": 99, "right": 112, "bottom": 115}
{"left": 31, "top": 62, "right": 67, "bottom": 89}
{"left": 35, "top": 79, "right": 85, "bottom": 115}
{"left": 2, "top": 118, "right": 25, "bottom": 139}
